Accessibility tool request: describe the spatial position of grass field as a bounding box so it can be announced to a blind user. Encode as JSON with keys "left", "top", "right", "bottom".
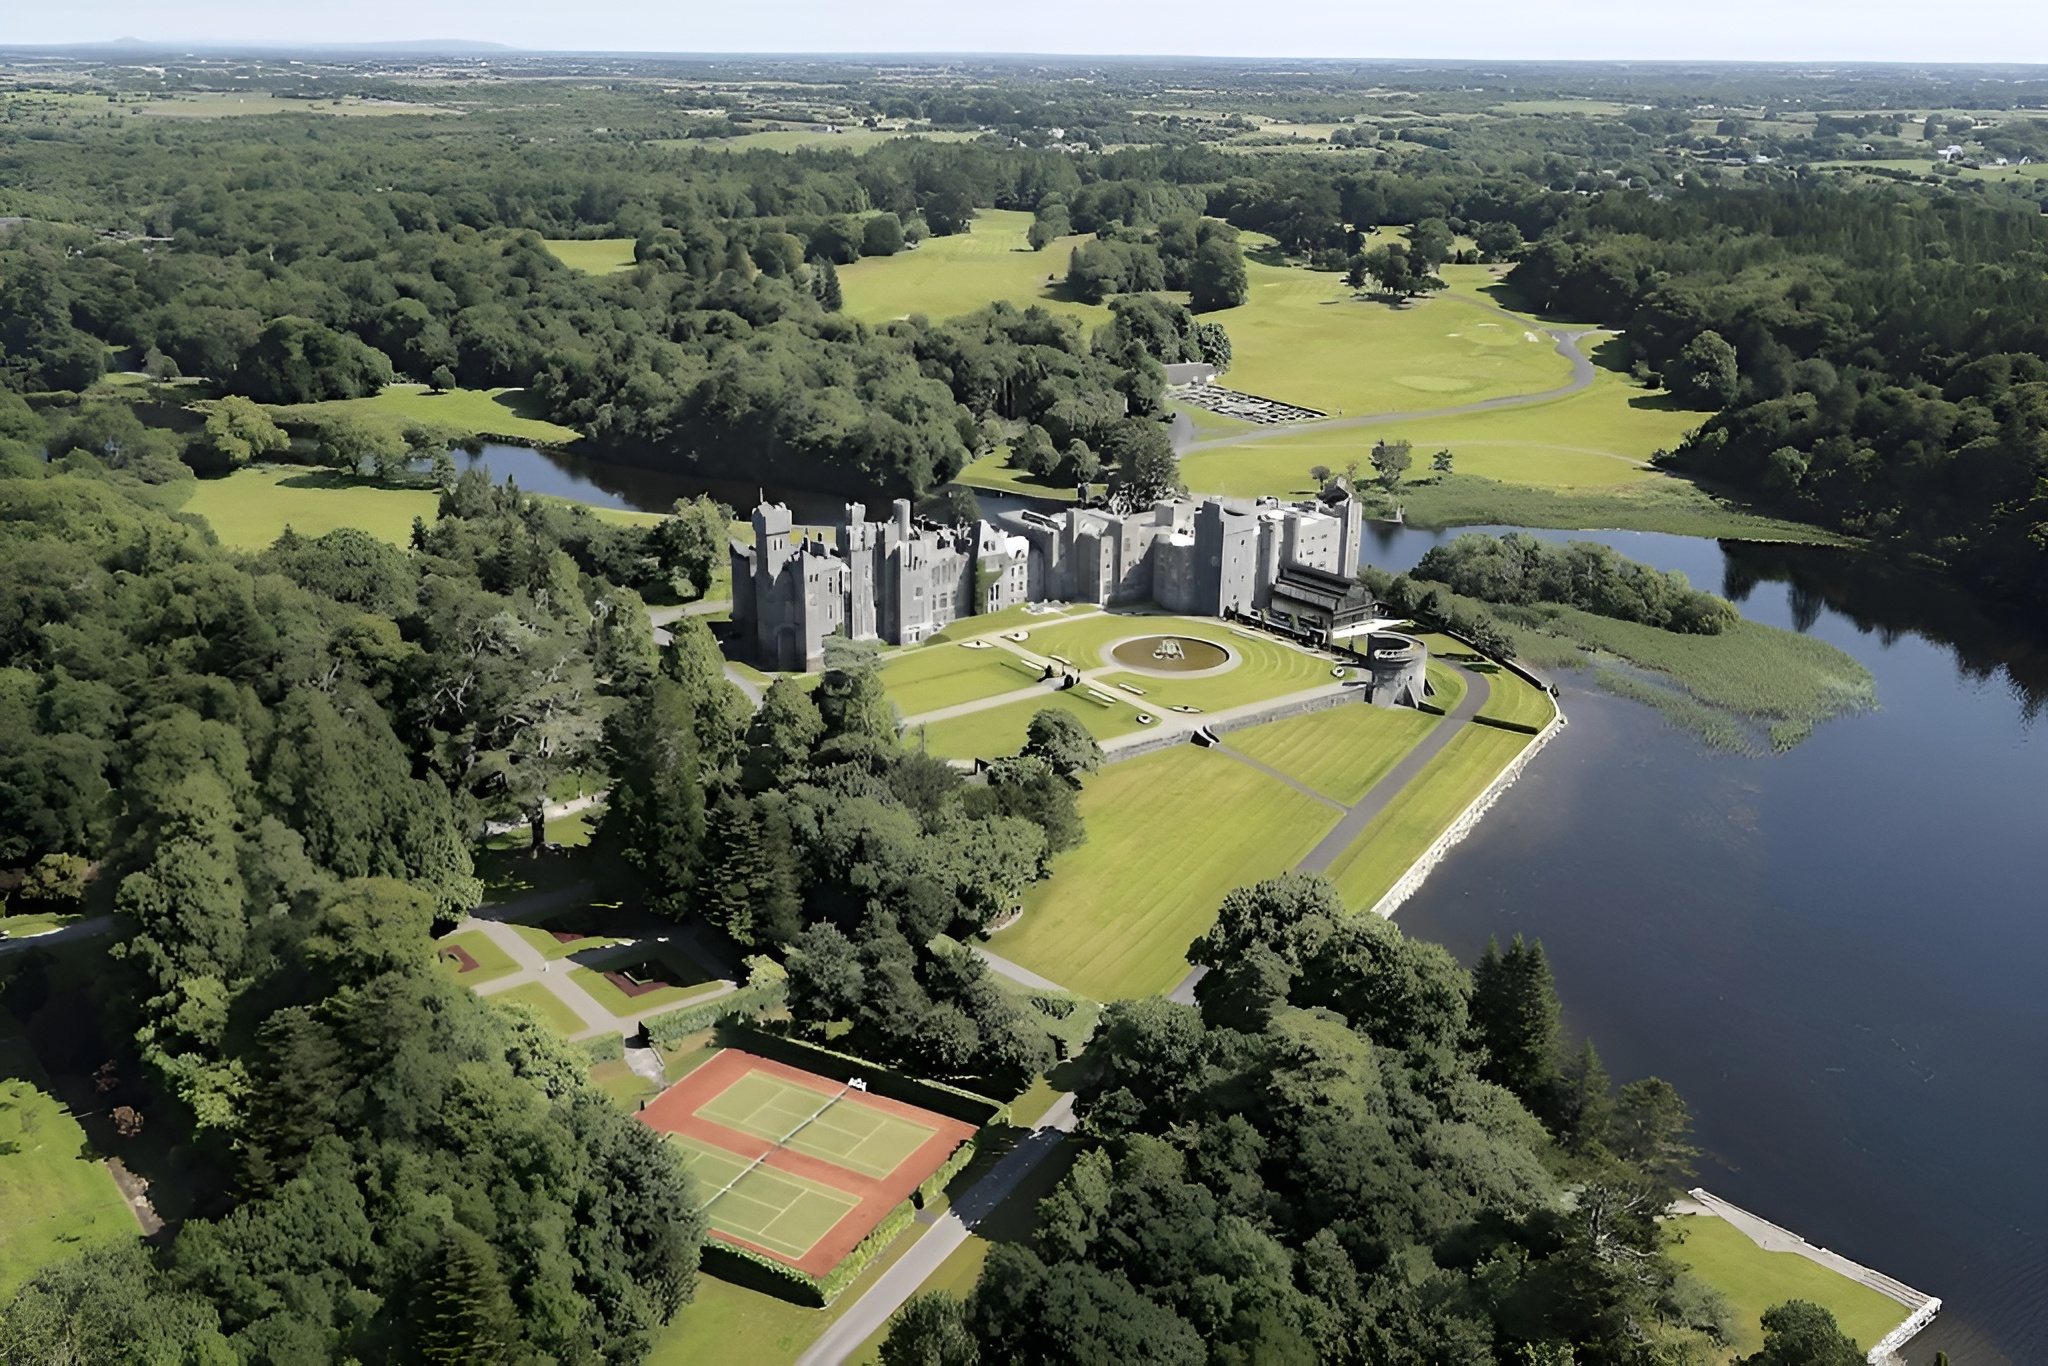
{"left": 180, "top": 465, "right": 659, "bottom": 552}
{"left": 837, "top": 210, "right": 1114, "bottom": 329}
{"left": 1665, "top": 1215, "right": 1909, "bottom": 1357}
{"left": 1026, "top": 613, "right": 1338, "bottom": 711}
{"left": 674, "top": 1134, "right": 861, "bottom": 1261}
{"left": 915, "top": 688, "right": 1150, "bottom": 759}
{"left": 0, "top": 911, "right": 80, "bottom": 941}
{"left": 1324, "top": 724, "right": 1532, "bottom": 911}
{"left": 989, "top": 746, "right": 1341, "bottom": 999}
{"left": 954, "top": 449, "right": 1082, "bottom": 502}
{"left": 436, "top": 929, "right": 521, "bottom": 986}
{"left": 490, "top": 981, "right": 587, "bottom": 1037}
{"left": 1458, "top": 660, "right": 1558, "bottom": 732}
{"left": 882, "top": 643, "right": 1045, "bottom": 716}
{"left": 569, "top": 946, "right": 720, "bottom": 1016}
{"left": 543, "top": 239, "right": 639, "bottom": 274}
{"left": 272, "top": 384, "right": 581, "bottom": 445}
{"left": 0, "top": 1033, "right": 136, "bottom": 1300}
{"left": 1224, "top": 703, "right": 1440, "bottom": 804}
{"left": 1221, "top": 262, "right": 1571, "bottom": 419}
{"left": 698, "top": 1073, "right": 935, "bottom": 1179}
{"left": 508, "top": 921, "right": 628, "bottom": 962}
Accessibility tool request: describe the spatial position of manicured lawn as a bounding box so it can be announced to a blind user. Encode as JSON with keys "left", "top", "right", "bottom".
{"left": 0, "top": 911, "right": 81, "bottom": 941}
{"left": 882, "top": 643, "right": 1045, "bottom": 716}
{"left": 1665, "top": 1215, "right": 1909, "bottom": 1357}
{"left": 838, "top": 209, "right": 1114, "bottom": 328}
{"left": 508, "top": 922, "right": 628, "bottom": 962}
{"left": 954, "top": 448, "right": 1081, "bottom": 502}
{"left": 183, "top": 466, "right": 440, "bottom": 550}
{"left": 1220, "top": 261, "right": 1571, "bottom": 419}
{"left": 543, "top": 238, "right": 638, "bottom": 274}
{"left": 925, "top": 602, "right": 1093, "bottom": 645}
{"left": 590, "top": 1057, "right": 662, "bottom": 1113}
{"left": 1225, "top": 704, "right": 1440, "bottom": 804}
{"left": 1091, "top": 639, "right": 1335, "bottom": 714}
{"left": 273, "top": 384, "right": 581, "bottom": 446}
{"left": 1181, "top": 339, "right": 1699, "bottom": 501}
{"left": 568, "top": 945, "right": 721, "bottom": 1017}
{"left": 1469, "top": 663, "right": 1558, "bottom": 732}
{"left": 914, "top": 688, "right": 1149, "bottom": 761}
{"left": 0, "top": 1033, "right": 136, "bottom": 1300}
{"left": 436, "top": 929, "right": 520, "bottom": 986}
{"left": 489, "top": 981, "right": 586, "bottom": 1037}
{"left": 989, "top": 746, "right": 1341, "bottom": 999}
{"left": 1324, "top": 724, "right": 1531, "bottom": 912}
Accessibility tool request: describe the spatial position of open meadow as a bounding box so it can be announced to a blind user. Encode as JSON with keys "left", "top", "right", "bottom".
{"left": 988, "top": 745, "right": 1341, "bottom": 999}
{"left": 543, "top": 239, "right": 640, "bottom": 274}
{"left": 272, "top": 383, "right": 582, "bottom": 445}
{"left": 1664, "top": 1215, "right": 1909, "bottom": 1358}
{"left": 837, "top": 209, "right": 1114, "bottom": 328}
{"left": 0, "top": 1032, "right": 135, "bottom": 1300}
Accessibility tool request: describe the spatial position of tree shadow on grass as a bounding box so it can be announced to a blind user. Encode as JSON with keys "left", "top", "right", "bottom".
{"left": 491, "top": 388, "right": 555, "bottom": 422}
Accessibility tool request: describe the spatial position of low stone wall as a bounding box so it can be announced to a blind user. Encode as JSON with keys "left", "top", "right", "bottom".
{"left": 1367, "top": 706, "right": 1567, "bottom": 920}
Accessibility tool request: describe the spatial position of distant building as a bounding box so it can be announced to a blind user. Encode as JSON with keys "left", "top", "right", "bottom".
{"left": 729, "top": 488, "right": 1371, "bottom": 668}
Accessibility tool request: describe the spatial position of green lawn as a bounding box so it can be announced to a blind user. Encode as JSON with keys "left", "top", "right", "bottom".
{"left": 0, "top": 911, "right": 81, "bottom": 941}
{"left": 988, "top": 746, "right": 1342, "bottom": 999}
{"left": 543, "top": 238, "right": 638, "bottom": 274}
{"left": 182, "top": 466, "right": 440, "bottom": 549}
{"left": 272, "top": 384, "right": 580, "bottom": 445}
{"left": 508, "top": 922, "right": 628, "bottom": 962}
{"left": 1665, "top": 1215, "right": 1909, "bottom": 1358}
{"left": 489, "top": 981, "right": 587, "bottom": 1037}
{"left": 1023, "top": 613, "right": 1338, "bottom": 713}
{"left": 954, "top": 449, "right": 1082, "bottom": 502}
{"left": 180, "top": 466, "right": 656, "bottom": 553}
{"left": 436, "top": 929, "right": 521, "bottom": 986}
{"left": 590, "top": 1057, "right": 663, "bottom": 1112}
{"left": 0, "top": 1033, "right": 136, "bottom": 1300}
{"left": 1224, "top": 704, "right": 1440, "bottom": 804}
{"left": 1469, "top": 663, "right": 1558, "bottom": 731}
{"left": 924, "top": 602, "right": 1093, "bottom": 645}
{"left": 914, "top": 689, "right": 1150, "bottom": 761}
{"left": 568, "top": 945, "right": 721, "bottom": 1017}
{"left": 882, "top": 643, "right": 1045, "bottom": 717}
{"left": 838, "top": 209, "right": 1114, "bottom": 329}
{"left": 1220, "top": 262, "right": 1571, "bottom": 420}
{"left": 1324, "top": 724, "right": 1531, "bottom": 911}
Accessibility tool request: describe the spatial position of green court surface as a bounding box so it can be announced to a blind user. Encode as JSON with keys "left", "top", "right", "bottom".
{"left": 697, "top": 1073, "right": 935, "bottom": 1180}
{"left": 672, "top": 1135, "right": 860, "bottom": 1261}
{"left": 989, "top": 745, "right": 1341, "bottom": 999}
{"left": 1224, "top": 703, "right": 1440, "bottom": 804}
{"left": 883, "top": 644, "right": 1044, "bottom": 716}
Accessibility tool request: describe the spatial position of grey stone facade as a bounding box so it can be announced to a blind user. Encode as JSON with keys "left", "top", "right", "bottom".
{"left": 730, "top": 489, "right": 1366, "bottom": 669}
{"left": 730, "top": 499, "right": 1030, "bottom": 670}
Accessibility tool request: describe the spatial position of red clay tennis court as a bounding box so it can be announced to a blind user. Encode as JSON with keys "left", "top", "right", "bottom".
{"left": 638, "top": 1049, "right": 976, "bottom": 1276}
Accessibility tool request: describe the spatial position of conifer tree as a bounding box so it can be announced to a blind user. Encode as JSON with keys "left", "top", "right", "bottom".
{"left": 416, "top": 1226, "right": 514, "bottom": 1365}
{"left": 1468, "top": 935, "right": 1563, "bottom": 1103}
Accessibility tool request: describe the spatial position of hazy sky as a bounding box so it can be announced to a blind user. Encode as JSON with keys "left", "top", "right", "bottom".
{"left": 13, "top": 0, "right": 2048, "bottom": 65}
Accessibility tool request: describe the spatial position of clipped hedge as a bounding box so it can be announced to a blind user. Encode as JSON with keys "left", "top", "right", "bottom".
{"left": 643, "top": 977, "right": 787, "bottom": 1044}
{"left": 915, "top": 1134, "right": 978, "bottom": 1209}
{"left": 723, "top": 1024, "right": 1008, "bottom": 1129}
{"left": 699, "top": 1198, "right": 920, "bottom": 1307}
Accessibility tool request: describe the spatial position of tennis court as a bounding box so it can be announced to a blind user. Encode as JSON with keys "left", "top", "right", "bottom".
{"left": 696, "top": 1071, "right": 937, "bottom": 1180}
{"left": 669, "top": 1134, "right": 862, "bottom": 1261}
{"left": 638, "top": 1048, "right": 981, "bottom": 1276}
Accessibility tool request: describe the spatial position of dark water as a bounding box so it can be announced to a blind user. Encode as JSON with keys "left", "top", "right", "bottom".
{"left": 478, "top": 449, "right": 2047, "bottom": 1358}
{"left": 453, "top": 443, "right": 879, "bottom": 525}
{"left": 1365, "top": 521, "right": 2047, "bottom": 1364}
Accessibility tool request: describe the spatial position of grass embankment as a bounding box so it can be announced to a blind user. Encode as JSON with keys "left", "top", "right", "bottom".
{"left": 272, "top": 384, "right": 581, "bottom": 446}
{"left": 542, "top": 239, "right": 639, "bottom": 274}
{"left": 179, "top": 466, "right": 660, "bottom": 553}
{"left": 1664, "top": 1215, "right": 1909, "bottom": 1358}
{"left": 489, "top": 981, "right": 587, "bottom": 1037}
{"left": 989, "top": 746, "right": 1340, "bottom": 999}
{"left": 1324, "top": 724, "right": 1532, "bottom": 912}
{"left": 0, "top": 1032, "right": 136, "bottom": 1299}
{"left": 1224, "top": 704, "right": 1439, "bottom": 804}
{"left": 838, "top": 209, "right": 1112, "bottom": 329}
{"left": 882, "top": 642, "right": 1046, "bottom": 716}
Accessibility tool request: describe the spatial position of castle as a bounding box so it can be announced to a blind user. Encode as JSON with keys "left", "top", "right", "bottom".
{"left": 729, "top": 490, "right": 1375, "bottom": 670}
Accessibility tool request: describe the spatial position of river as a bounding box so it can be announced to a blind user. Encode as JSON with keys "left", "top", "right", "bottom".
{"left": 480, "top": 443, "right": 2046, "bottom": 1361}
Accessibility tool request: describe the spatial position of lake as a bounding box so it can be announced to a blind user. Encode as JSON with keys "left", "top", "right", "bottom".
{"left": 1367, "top": 522, "right": 2046, "bottom": 1365}
{"left": 485, "top": 444, "right": 2044, "bottom": 1359}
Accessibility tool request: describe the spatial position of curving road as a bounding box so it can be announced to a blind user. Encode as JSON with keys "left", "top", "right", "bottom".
{"left": 1180, "top": 298, "right": 1604, "bottom": 456}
